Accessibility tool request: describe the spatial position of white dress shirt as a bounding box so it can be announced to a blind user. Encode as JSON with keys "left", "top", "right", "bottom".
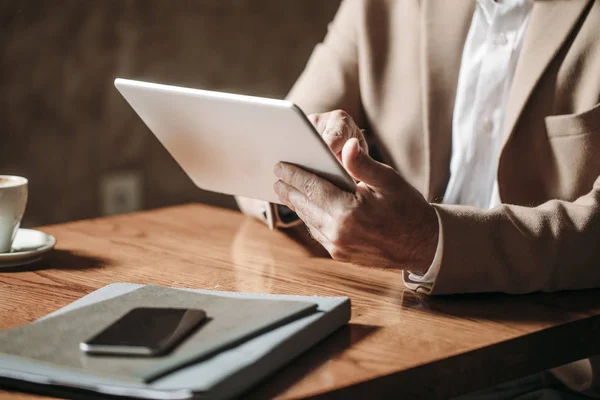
{"left": 407, "top": 0, "right": 534, "bottom": 286}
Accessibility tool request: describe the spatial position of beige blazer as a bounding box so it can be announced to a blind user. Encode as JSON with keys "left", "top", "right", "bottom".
{"left": 287, "top": 0, "right": 600, "bottom": 296}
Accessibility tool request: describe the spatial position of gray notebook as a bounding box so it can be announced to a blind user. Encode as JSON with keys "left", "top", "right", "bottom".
{"left": 0, "top": 283, "right": 350, "bottom": 399}
{"left": 0, "top": 285, "right": 317, "bottom": 383}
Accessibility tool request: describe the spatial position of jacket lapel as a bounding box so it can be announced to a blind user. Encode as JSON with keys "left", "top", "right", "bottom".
{"left": 422, "top": 0, "right": 475, "bottom": 201}
{"left": 502, "top": 0, "right": 593, "bottom": 147}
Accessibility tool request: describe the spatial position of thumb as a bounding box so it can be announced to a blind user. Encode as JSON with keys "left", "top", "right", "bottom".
{"left": 342, "top": 138, "right": 393, "bottom": 188}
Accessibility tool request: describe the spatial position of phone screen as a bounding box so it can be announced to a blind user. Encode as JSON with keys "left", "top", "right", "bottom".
{"left": 80, "top": 307, "right": 207, "bottom": 356}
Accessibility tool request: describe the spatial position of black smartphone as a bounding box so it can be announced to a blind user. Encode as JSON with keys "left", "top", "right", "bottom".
{"left": 79, "top": 307, "right": 207, "bottom": 356}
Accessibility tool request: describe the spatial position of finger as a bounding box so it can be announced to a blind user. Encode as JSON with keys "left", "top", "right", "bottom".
{"left": 274, "top": 180, "right": 331, "bottom": 231}
{"left": 306, "top": 225, "right": 339, "bottom": 259}
{"left": 322, "top": 110, "right": 368, "bottom": 155}
{"left": 307, "top": 113, "right": 322, "bottom": 130}
{"left": 307, "top": 225, "right": 329, "bottom": 246}
{"left": 274, "top": 163, "right": 354, "bottom": 212}
{"left": 275, "top": 188, "right": 296, "bottom": 212}
{"left": 341, "top": 138, "right": 396, "bottom": 189}
{"left": 307, "top": 112, "right": 332, "bottom": 133}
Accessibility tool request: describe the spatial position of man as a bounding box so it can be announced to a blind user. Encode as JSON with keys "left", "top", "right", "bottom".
{"left": 237, "top": 0, "right": 600, "bottom": 397}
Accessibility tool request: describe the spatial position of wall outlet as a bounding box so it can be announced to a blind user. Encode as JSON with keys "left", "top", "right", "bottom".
{"left": 100, "top": 171, "right": 142, "bottom": 216}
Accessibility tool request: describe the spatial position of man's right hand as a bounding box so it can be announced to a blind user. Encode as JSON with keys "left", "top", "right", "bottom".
{"left": 307, "top": 110, "right": 368, "bottom": 160}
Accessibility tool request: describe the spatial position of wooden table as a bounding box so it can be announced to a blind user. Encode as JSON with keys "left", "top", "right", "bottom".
{"left": 1, "top": 204, "right": 600, "bottom": 399}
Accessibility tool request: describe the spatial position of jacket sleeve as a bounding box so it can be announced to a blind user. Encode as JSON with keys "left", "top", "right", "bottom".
{"left": 428, "top": 175, "right": 600, "bottom": 294}
{"left": 286, "top": 0, "right": 365, "bottom": 126}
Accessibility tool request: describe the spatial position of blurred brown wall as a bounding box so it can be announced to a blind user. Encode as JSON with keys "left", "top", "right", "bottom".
{"left": 0, "top": 0, "right": 340, "bottom": 226}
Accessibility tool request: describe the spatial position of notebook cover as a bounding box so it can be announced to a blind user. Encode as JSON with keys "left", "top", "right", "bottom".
{"left": 0, "top": 285, "right": 317, "bottom": 383}
{"left": 0, "top": 283, "right": 351, "bottom": 399}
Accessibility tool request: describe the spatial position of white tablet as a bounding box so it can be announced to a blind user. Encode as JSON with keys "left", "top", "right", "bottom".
{"left": 114, "top": 78, "right": 355, "bottom": 204}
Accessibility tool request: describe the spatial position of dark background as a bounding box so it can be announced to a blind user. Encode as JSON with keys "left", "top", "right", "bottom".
{"left": 0, "top": 0, "right": 340, "bottom": 226}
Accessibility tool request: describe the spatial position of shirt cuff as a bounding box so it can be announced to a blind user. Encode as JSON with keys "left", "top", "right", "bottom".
{"left": 403, "top": 207, "right": 444, "bottom": 291}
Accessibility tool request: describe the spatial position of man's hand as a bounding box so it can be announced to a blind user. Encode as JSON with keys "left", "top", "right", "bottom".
{"left": 307, "top": 110, "right": 369, "bottom": 161}
{"left": 273, "top": 111, "right": 439, "bottom": 275}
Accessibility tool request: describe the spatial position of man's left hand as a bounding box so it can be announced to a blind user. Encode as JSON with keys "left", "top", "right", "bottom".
{"left": 273, "top": 138, "right": 439, "bottom": 275}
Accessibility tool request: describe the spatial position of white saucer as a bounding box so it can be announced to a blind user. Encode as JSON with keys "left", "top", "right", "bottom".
{"left": 0, "top": 229, "right": 56, "bottom": 268}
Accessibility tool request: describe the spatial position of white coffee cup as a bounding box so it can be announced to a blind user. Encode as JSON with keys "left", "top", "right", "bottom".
{"left": 0, "top": 176, "right": 28, "bottom": 253}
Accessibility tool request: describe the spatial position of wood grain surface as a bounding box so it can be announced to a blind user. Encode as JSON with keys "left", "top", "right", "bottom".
{"left": 1, "top": 204, "right": 600, "bottom": 399}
